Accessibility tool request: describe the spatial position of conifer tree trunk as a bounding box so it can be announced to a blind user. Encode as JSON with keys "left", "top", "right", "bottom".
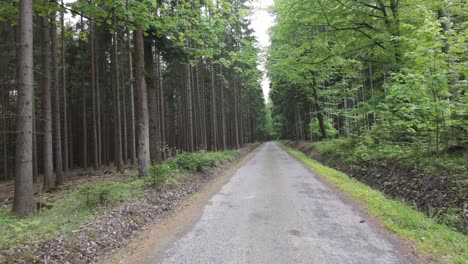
{"left": 12, "top": 0, "right": 36, "bottom": 216}
{"left": 80, "top": 17, "right": 87, "bottom": 169}
{"left": 51, "top": 9, "right": 63, "bottom": 185}
{"left": 157, "top": 51, "right": 166, "bottom": 160}
{"left": 186, "top": 63, "right": 194, "bottom": 152}
{"left": 220, "top": 65, "right": 226, "bottom": 150}
{"left": 32, "top": 107, "right": 37, "bottom": 183}
{"left": 91, "top": 21, "right": 99, "bottom": 169}
{"left": 42, "top": 14, "right": 55, "bottom": 191}
{"left": 96, "top": 37, "right": 102, "bottom": 166}
{"left": 134, "top": 23, "right": 150, "bottom": 177}
{"left": 127, "top": 30, "right": 137, "bottom": 165}
{"left": 145, "top": 38, "right": 161, "bottom": 163}
{"left": 210, "top": 62, "right": 217, "bottom": 151}
{"left": 61, "top": 0, "right": 69, "bottom": 176}
{"left": 233, "top": 77, "right": 240, "bottom": 149}
{"left": 113, "top": 15, "right": 122, "bottom": 171}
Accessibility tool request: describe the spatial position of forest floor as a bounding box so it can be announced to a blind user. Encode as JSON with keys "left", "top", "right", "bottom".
{"left": 0, "top": 168, "right": 126, "bottom": 203}
{"left": 0, "top": 145, "right": 258, "bottom": 264}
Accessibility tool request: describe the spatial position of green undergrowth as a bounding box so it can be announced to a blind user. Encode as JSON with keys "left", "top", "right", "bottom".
{"left": 310, "top": 137, "right": 467, "bottom": 176}
{"left": 146, "top": 150, "right": 238, "bottom": 188}
{"left": 0, "top": 179, "right": 145, "bottom": 253}
{"left": 0, "top": 150, "right": 239, "bottom": 255}
{"left": 278, "top": 142, "right": 467, "bottom": 264}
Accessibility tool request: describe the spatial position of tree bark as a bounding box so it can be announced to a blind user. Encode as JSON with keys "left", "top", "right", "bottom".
{"left": 134, "top": 23, "right": 150, "bottom": 177}
{"left": 91, "top": 21, "right": 99, "bottom": 169}
{"left": 210, "top": 62, "right": 217, "bottom": 151}
{"left": 220, "top": 65, "right": 226, "bottom": 150}
{"left": 186, "top": 63, "right": 194, "bottom": 152}
{"left": 42, "top": 14, "right": 55, "bottom": 191}
{"left": 51, "top": 9, "right": 64, "bottom": 185}
{"left": 145, "top": 38, "right": 161, "bottom": 163}
{"left": 113, "top": 15, "right": 122, "bottom": 171}
{"left": 157, "top": 51, "right": 166, "bottom": 160}
{"left": 13, "top": 0, "right": 36, "bottom": 216}
{"left": 127, "top": 30, "right": 137, "bottom": 165}
{"left": 61, "top": 0, "right": 69, "bottom": 176}
{"left": 81, "top": 17, "right": 87, "bottom": 169}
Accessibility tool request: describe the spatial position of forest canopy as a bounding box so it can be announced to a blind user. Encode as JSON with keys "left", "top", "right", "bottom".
{"left": 267, "top": 0, "right": 467, "bottom": 150}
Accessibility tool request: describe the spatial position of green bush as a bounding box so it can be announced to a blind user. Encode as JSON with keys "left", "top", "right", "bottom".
{"left": 166, "top": 150, "right": 238, "bottom": 173}
{"left": 146, "top": 164, "right": 173, "bottom": 189}
{"left": 167, "top": 152, "right": 204, "bottom": 172}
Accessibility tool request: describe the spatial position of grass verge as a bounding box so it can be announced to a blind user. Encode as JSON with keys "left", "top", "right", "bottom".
{"left": 278, "top": 142, "right": 467, "bottom": 264}
{"left": 0, "top": 150, "right": 239, "bottom": 256}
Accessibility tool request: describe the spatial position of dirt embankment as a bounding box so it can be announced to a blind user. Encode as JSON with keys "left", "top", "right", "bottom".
{"left": 284, "top": 141, "right": 467, "bottom": 233}
{"left": 2, "top": 146, "right": 258, "bottom": 264}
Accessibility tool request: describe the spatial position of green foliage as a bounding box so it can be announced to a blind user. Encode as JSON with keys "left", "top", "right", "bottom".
{"left": 166, "top": 150, "right": 238, "bottom": 173}
{"left": 0, "top": 0, "right": 17, "bottom": 24}
{"left": 167, "top": 153, "right": 204, "bottom": 172}
{"left": 146, "top": 150, "right": 238, "bottom": 189}
{"left": 279, "top": 142, "right": 468, "bottom": 264}
{"left": 267, "top": 0, "right": 467, "bottom": 151}
{"left": 0, "top": 179, "right": 145, "bottom": 252}
{"left": 146, "top": 164, "right": 173, "bottom": 189}
{"left": 309, "top": 118, "right": 336, "bottom": 139}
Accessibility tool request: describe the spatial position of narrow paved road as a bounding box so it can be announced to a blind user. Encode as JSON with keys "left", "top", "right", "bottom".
{"left": 156, "top": 142, "right": 411, "bottom": 264}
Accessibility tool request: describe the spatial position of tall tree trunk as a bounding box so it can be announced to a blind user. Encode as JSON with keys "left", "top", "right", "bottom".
{"left": 145, "top": 38, "right": 161, "bottom": 163}
{"left": 157, "top": 51, "right": 166, "bottom": 160}
{"left": 210, "top": 62, "right": 217, "bottom": 151}
{"left": 81, "top": 17, "right": 87, "bottom": 169}
{"left": 61, "top": 0, "right": 68, "bottom": 176}
{"left": 42, "top": 14, "right": 55, "bottom": 191}
{"left": 51, "top": 9, "right": 63, "bottom": 185}
{"left": 122, "top": 74, "right": 128, "bottom": 164}
{"left": 13, "top": 0, "right": 36, "bottom": 216}
{"left": 233, "top": 77, "right": 240, "bottom": 149}
{"left": 220, "top": 65, "right": 226, "bottom": 150}
{"left": 186, "top": 63, "right": 194, "bottom": 152}
{"left": 91, "top": 21, "right": 99, "bottom": 169}
{"left": 96, "top": 39, "right": 102, "bottom": 167}
{"left": 113, "top": 15, "right": 122, "bottom": 171}
{"left": 32, "top": 106, "right": 37, "bottom": 183}
{"left": 127, "top": 30, "right": 136, "bottom": 165}
{"left": 134, "top": 23, "right": 150, "bottom": 177}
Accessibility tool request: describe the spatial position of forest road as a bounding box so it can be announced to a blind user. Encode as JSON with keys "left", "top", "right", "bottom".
{"left": 149, "top": 142, "right": 414, "bottom": 264}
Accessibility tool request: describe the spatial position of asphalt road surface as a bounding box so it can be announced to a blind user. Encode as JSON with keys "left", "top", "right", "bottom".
{"left": 156, "top": 142, "right": 412, "bottom": 264}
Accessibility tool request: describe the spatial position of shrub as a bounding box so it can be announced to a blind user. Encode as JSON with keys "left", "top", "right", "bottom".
{"left": 146, "top": 164, "right": 173, "bottom": 189}
{"left": 167, "top": 153, "right": 204, "bottom": 172}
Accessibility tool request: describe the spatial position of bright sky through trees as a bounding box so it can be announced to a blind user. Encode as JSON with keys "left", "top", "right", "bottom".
{"left": 249, "top": 0, "right": 274, "bottom": 101}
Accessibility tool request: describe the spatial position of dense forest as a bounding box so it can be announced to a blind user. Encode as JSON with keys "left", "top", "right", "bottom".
{"left": 0, "top": 0, "right": 269, "bottom": 216}
{"left": 267, "top": 0, "right": 467, "bottom": 231}
{"left": 268, "top": 0, "right": 466, "bottom": 144}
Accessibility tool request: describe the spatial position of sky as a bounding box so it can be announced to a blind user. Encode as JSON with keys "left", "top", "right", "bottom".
{"left": 248, "top": 0, "right": 275, "bottom": 102}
